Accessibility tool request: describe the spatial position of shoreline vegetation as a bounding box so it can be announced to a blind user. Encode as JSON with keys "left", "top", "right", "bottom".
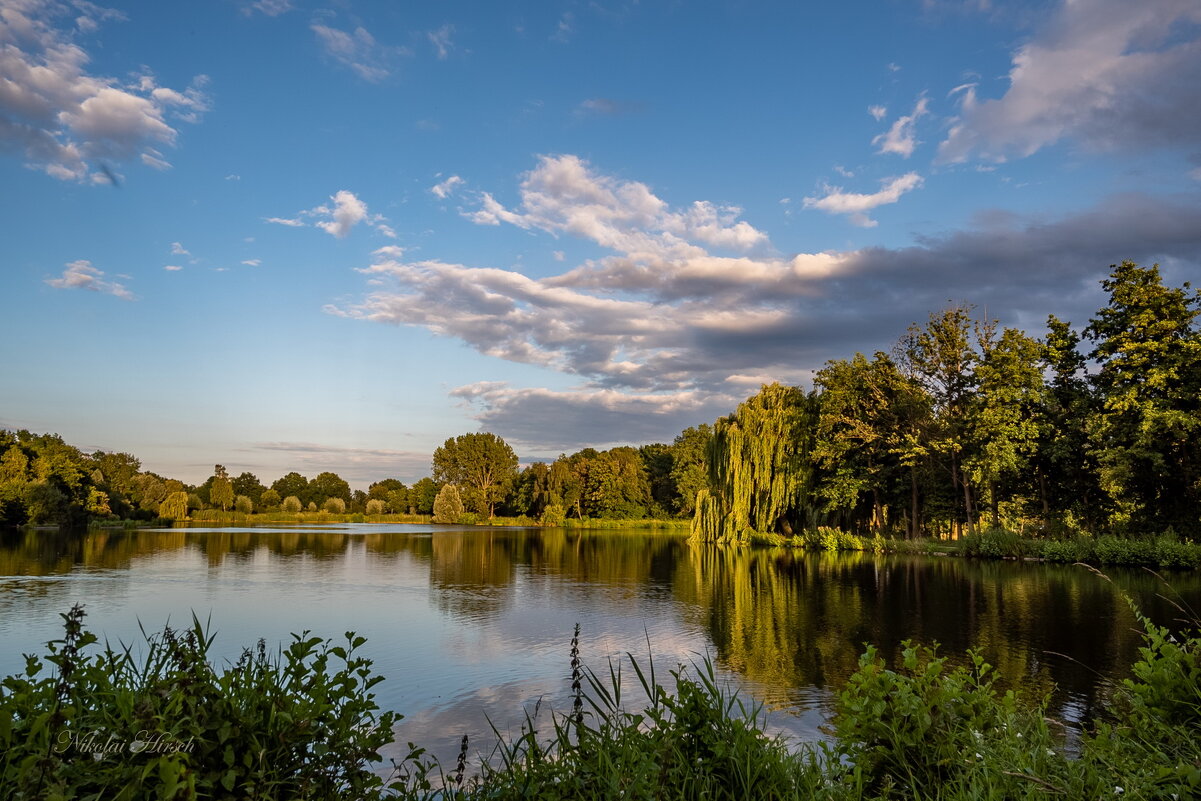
{"left": 3, "top": 588, "right": 1198, "bottom": 800}
{"left": 84, "top": 515, "right": 1201, "bottom": 569}
{"left": 3, "top": 261, "right": 1199, "bottom": 564}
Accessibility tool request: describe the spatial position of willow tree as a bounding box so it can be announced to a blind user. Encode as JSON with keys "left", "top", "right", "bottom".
{"left": 690, "top": 383, "right": 818, "bottom": 544}
{"left": 159, "top": 491, "right": 188, "bottom": 521}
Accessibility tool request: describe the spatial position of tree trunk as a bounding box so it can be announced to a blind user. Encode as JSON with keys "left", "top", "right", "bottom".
{"left": 910, "top": 466, "right": 920, "bottom": 540}
{"left": 964, "top": 481, "right": 976, "bottom": 535}
{"left": 1038, "top": 469, "right": 1049, "bottom": 521}
{"left": 990, "top": 480, "right": 999, "bottom": 528}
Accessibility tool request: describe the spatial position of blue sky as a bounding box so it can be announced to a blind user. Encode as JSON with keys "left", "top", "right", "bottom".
{"left": 2, "top": 0, "right": 1200, "bottom": 488}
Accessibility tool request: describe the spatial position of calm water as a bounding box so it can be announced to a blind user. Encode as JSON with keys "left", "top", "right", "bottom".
{"left": 1, "top": 524, "right": 1197, "bottom": 765}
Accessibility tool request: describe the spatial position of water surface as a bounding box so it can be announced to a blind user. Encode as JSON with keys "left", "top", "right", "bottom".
{"left": 1, "top": 524, "right": 1196, "bottom": 764}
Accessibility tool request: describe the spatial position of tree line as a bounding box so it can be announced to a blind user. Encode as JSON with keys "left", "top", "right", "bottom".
{"left": 693, "top": 261, "right": 1200, "bottom": 542}
{"left": 0, "top": 427, "right": 711, "bottom": 527}
{"left": 3, "top": 261, "right": 1195, "bottom": 539}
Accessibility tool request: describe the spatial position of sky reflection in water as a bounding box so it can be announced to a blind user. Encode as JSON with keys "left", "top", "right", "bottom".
{"left": 0, "top": 524, "right": 1196, "bottom": 766}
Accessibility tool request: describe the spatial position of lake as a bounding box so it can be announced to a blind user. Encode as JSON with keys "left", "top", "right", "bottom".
{"left": 1, "top": 524, "right": 1197, "bottom": 767}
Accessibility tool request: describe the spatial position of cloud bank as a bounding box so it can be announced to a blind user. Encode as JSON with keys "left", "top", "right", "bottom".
{"left": 335, "top": 155, "right": 1201, "bottom": 450}
{"left": 938, "top": 0, "right": 1201, "bottom": 162}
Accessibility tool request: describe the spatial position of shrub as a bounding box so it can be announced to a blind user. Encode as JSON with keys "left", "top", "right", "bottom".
{"left": 1037, "top": 538, "right": 1085, "bottom": 563}
{"left": 0, "top": 606, "right": 400, "bottom": 801}
{"left": 432, "top": 484, "right": 464, "bottom": 523}
{"left": 958, "top": 527, "right": 1026, "bottom": 559}
{"left": 365, "top": 499, "right": 385, "bottom": 516}
{"left": 234, "top": 494, "right": 253, "bottom": 514}
{"left": 539, "top": 504, "right": 566, "bottom": 527}
{"left": 323, "top": 497, "right": 347, "bottom": 514}
{"left": 281, "top": 495, "right": 302, "bottom": 514}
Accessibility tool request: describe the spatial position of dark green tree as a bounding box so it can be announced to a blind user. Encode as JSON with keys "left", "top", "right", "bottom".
{"left": 896, "top": 305, "right": 980, "bottom": 534}
{"left": 582, "top": 447, "right": 651, "bottom": 519}
{"left": 638, "top": 443, "right": 674, "bottom": 517}
{"left": 814, "top": 352, "right": 916, "bottom": 534}
{"left": 1085, "top": 261, "right": 1201, "bottom": 534}
{"left": 432, "top": 433, "right": 518, "bottom": 518}
{"left": 965, "top": 327, "right": 1046, "bottom": 528}
{"left": 410, "top": 477, "right": 440, "bottom": 515}
{"left": 232, "top": 472, "right": 266, "bottom": 507}
{"left": 669, "top": 425, "right": 712, "bottom": 517}
{"left": 1034, "top": 315, "right": 1102, "bottom": 531}
{"left": 310, "top": 471, "right": 351, "bottom": 506}
{"left": 271, "top": 472, "right": 309, "bottom": 506}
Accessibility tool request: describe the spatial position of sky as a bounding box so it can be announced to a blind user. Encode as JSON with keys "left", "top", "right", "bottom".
{"left": 2, "top": 0, "right": 1200, "bottom": 488}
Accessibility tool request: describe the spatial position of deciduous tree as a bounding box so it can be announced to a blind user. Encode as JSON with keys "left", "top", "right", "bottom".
{"left": 432, "top": 433, "right": 518, "bottom": 518}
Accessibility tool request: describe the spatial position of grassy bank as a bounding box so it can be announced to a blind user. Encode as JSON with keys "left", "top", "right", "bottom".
{"left": 748, "top": 526, "right": 1201, "bottom": 569}
{"left": 3, "top": 586, "right": 1198, "bottom": 800}
{"left": 146, "top": 510, "right": 690, "bottom": 531}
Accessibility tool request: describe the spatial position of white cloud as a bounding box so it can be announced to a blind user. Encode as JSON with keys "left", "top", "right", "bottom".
{"left": 315, "top": 190, "right": 369, "bottom": 238}
{"left": 170, "top": 242, "right": 190, "bottom": 256}
{"left": 833, "top": 165, "right": 855, "bottom": 178}
{"left": 242, "top": 0, "right": 293, "bottom": 16}
{"left": 868, "top": 105, "right": 887, "bottom": 121}
{"left": 225, "top": 173, "right": 241, "bottom": 181}
{"left": 267, "top": 190, "right": 382, "bottom": 239}
{"left": 552, "top": 250, "right": 565, "bottom": 261}
{"left": 45, "top": 259, "right": 134, "bottom": 299}
{"left": 163, "top": 264, "right": 182, "bottom": 271}
{"left": 311, "top": 22, "right": 404, "bottom": 82}
{"left": 241, "top": 259, "right": 261, "bottom": 266}
{"left": 0, "top": 2, "right": 209, "bottom": 181}
{"left": 938, "top": 0, "right": 1201, "bottom": 162}
{"left": 431, "top": 174, "right": 465, "bottom": 199}
{"left": 427, "top": 24, "right": 454, "bottom": 60}
{"left": 872, "top": 97, "right": 929, "bottom": 158}
{"left": 465, "top": 154, "right": 769, "bottom": 255}
{"left": 802, "top": 172, "right": 923, "bottom": 227}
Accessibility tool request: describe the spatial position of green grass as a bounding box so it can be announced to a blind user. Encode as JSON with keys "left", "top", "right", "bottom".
{"left": 746, "top": 524, "right": 1201, "bottom": 569}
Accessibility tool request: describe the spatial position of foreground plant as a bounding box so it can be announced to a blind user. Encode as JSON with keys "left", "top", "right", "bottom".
{"left": 0, "top": 605, "right": 400, "bottom": 800}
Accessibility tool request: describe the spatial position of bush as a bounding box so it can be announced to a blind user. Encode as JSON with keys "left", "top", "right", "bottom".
{"left": 539, "top": 504, "right": 566, "bottom": 527}
{"left": 958, "top": 527, "right": 1027, "bottom": 559}
{"left": 0, "top": 606, "right": 400, "bottom": 801}
{"left": 281, "top": 495, "right": 302, "bottom": 514}
{"left": 323, "top": 497, "right": 347, "bottom": 514}
{"left": 1037, "top": 538, "right": 1086, "bottom": 563}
